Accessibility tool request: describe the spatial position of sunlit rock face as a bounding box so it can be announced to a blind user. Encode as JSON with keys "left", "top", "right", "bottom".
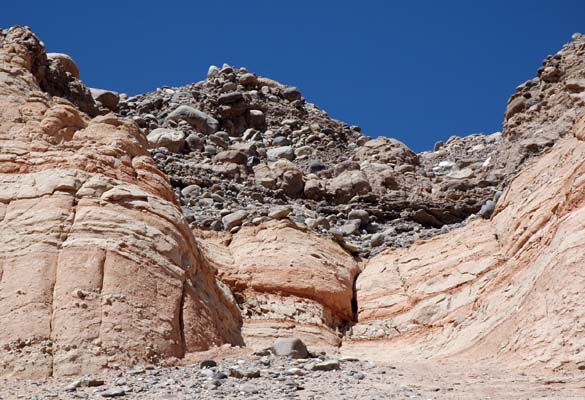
{"left": 0, "top": 26, "right": 242, "bottom": 378}
{"left": 347, "top": 115, "right": 585, "bottom": 372}
{"left": 194, "top": 220, "right": 360, "bottom": 352}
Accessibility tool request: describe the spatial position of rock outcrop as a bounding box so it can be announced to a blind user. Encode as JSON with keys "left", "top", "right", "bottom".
{"left": 0, "top": 26, "right": 242, "bottom": 378}
{"left": 2, "top": 23, "right": 585, "bottom": 382}
{"left": 346, "top": 114, "right": 585, "bottom": 372}
{"left": 194, "top": 221, "right": 360, "bottom": 351}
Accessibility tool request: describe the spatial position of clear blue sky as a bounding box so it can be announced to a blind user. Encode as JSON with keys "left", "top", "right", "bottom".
{"left": 2, "top": 1, "right": 583, "bottom": 151}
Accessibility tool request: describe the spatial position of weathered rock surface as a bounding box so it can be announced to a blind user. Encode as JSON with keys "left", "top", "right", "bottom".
{"left": 3, "top": 24, "right": 585, "bottom": 393}
{"left": 0, "top": 26, "right": 242, "bottom": 378}
{"left": 193, "top": 221, "right": 360, "bottom": 350}
{"left": 347, "top": 114, "right": 585, "bottom": 372}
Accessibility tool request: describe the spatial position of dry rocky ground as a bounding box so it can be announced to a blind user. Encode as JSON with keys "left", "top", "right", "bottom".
{"left": 2, "top": 25, "right": 585, "bottom": 399}
{"left": 2, "top": 348, "right": 585, "bottom": 399}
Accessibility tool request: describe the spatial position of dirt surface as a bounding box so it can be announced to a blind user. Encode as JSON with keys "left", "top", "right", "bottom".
{"left": 1, "top": 351, "right": 583, "bottom": 399}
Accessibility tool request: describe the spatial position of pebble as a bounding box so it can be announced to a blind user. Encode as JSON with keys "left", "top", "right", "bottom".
{"left": 100, "top": 387, "right": 127, "bottom": 398}
{"left": 311, "top": 359, "right": 341, "bottom": 371}
{"left": 268, "top": 207, "right": 292, "bottom": 220}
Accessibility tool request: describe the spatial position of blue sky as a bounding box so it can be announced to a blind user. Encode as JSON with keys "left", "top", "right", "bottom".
{"left": 2, "top": 1, "right": 583, "bottom": 151}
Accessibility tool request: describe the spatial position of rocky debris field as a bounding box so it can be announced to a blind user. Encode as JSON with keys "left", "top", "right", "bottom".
{"left": 114, "top": 64, "right": 507, "bottom": 256}
{"left": 107, "top": 32, "right": 585, "bottom": 256}
{"left": 2, "top": 339, "right": 584, "bottom": 400}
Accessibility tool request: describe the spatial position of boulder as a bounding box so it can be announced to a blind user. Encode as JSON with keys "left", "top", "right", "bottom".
{"left": 146, "top": 128, "right": 186, "bottom": 153}
{"left": 283, "top": 86, "right": 302, "bottom": 101}
{"left": 222, "top": 210, "right": 249, "bottom": 230}
{"left": 356, "top": 137, "right": 419, "bottom": 166}
{"left": 218, "top": 92, "right": 244, "bottom": 105}
{"left": 90, "top": 88, "right": 120, "bottom": 111}
{"left": 239, "top": 73, "right": 258, "bottom": 86}
{"left": 272, "top": 136, "right": 291, "bottom": 146}
{"left": 268, "top": 207, "right": 292, "bottom": 220}
{"left": 214, "top": 150, "right": 248, "bottom": 165}
{"left": 207, "top": 65, "right": 219, "bottom": 79}
{"left": 167, "top": 105, "right": 219, "bottom": 135}
{"left": 304, "top": 179, "right": 325, "bottom": 200}
{"left": 281, "top": 169, "right": 304, "bottom": 197}
{"left": 328, "top": 170, "right": 371, "bottom": 203}
{"left": 47, "top": 52, "right": 80, "bottom": 78}
{"left": 295, "top": 145, "right": 313, "bottom": 157}
{"left": 505, "top": 96, "right": 526, "bottom": 119}
{"left": 310, "top": 359, "right": 340, "bottom": 371}
{"left": 267, "top": 146, "right": 295, "bottom": 161}
{"left": 337, "top": 219, "right": 361, "bottom": 236}
{"left": 247, "top": 109, "right": 266, "bottom": 128}
{"left": 271, "top": 337, "right": 308, "bottom": 359}
{"left": 308, "top": 160, "right": 327, "bottom": 173}
{"left": 541, "top": 66, "right": 562, "bottom": 83}
{"left": 185, "top": 133, "right": 204, "bottom": 151}
{"left": 348, "top": 209, "right": 369, "bottom": 225}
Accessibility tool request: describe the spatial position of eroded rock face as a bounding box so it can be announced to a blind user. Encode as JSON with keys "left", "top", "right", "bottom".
{"left": 2, "top": 24, "right": 585, "bottom": 382}
{"left": 193, "top": 221, "right": 360, "bottom": 351}
{"left": 0, "top": 26, "right": 242, "bottom": 378}
{"left": 347, "top": 115, "right": 585, "bottom": 372}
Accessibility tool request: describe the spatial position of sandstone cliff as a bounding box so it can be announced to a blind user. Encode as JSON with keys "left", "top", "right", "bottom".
{"left": 1, "top": 24, "right": 585, "bottom": 380}
{"left": 346, "top": 114, "right": 585, "bottom": 372}
{"left": 194, "top": 221, "right": 360, "bottom": 351}
{"left": 0, "top": 26, "right": 242, "bottom": 378}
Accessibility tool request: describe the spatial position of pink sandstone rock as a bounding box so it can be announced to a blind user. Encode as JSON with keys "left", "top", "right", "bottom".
{"left": 0, "top": 26, "right": 242, "bottom": 378}
{"left": 345, "top": 115, "right": 585, "bottom": 373}
{"left": 194, "top": 220, "right": 360, "bottom": 351}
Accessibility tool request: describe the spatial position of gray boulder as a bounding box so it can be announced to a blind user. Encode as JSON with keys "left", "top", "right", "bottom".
{"left": 283, "top": 86, "right": 302, "bottom": 101}
{"left": 267, "top": 146, "right": 295, "bottom": 161}
{"left": 271, "top": 337, "right": 308, "bottom": 359}
{"left": 222, "top": 210, "right": 249, "bottom": 230}
{"left": 90, "top": 88, "right": 120, "bottom": 111}
{"left": 167, "top": 105, "right": 219, "bottom": 135}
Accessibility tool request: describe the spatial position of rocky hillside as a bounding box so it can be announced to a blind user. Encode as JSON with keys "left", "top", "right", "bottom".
{"left": 105, "top": 32, "right": 583, "bottom": 257}
{"left": 1, "top": 24, "right": 585, "bottom": 387}
{"left": 116, "top": 65, "right": 504, "bottom": 256}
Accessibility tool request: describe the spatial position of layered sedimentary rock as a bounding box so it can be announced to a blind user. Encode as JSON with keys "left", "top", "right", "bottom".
{"left": 0, "top": 26, "right": 242, "bottom": 378}
{"left": 2, "top": 22, "right": 585, "bottom": 381}
{"left": 194, "top": 221, "right": 360, "bottom": 350}
{"left": 348, "top": 114, "right": 585, "bottom": 372}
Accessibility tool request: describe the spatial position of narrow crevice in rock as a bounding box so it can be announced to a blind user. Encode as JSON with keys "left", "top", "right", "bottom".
{"left": 351, "top": 271, "right": 359, "bottom": 322}
{"left": 178, "top": 280, "right": 187, "bottom": 358}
